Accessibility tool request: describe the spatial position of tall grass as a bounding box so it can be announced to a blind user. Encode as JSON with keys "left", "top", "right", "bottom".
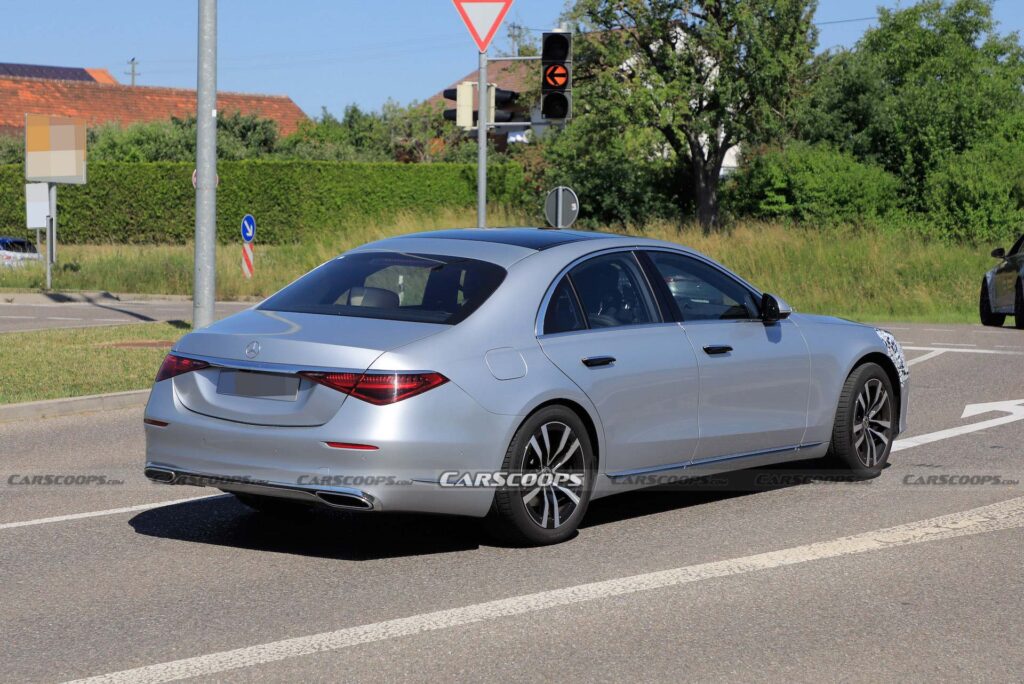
{"left": 0, "top": 213, "right": 993, "bottom": 323}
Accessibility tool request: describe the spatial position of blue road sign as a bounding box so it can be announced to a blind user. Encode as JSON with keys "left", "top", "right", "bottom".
{"left": 240, "top": 214, "right": 256, "bottom": 243}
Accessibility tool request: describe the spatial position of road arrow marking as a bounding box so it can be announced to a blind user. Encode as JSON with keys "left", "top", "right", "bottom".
{"left": 893, "top": 399, "right": 1024, "bottom": 452}
{"left": 903, "top": 346, "right": 1024, "bottom": 356}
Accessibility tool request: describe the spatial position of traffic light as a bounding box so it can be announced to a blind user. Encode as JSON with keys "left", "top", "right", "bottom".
{"left": 491, "top": 87, "right": 525, "bottom": 124}
{"left": 541, "top": 31, "right": 572, "bottom": 121}
{"left": 444, "top": 84, "right": 526, "bottom": 129}
{"left": 443, "top": 82, "right": 475, "bottom": 130}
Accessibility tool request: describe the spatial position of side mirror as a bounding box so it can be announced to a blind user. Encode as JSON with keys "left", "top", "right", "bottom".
{"left": 991, "top": 247, "right": 1006, "bottom": 259}
{"left": 761, "top": 293, "right": 792, "bottom": 324}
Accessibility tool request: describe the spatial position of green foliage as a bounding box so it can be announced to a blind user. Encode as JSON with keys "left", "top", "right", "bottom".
{"left": 0, "top": 161, "right": 525, "bottom": 244}
{"left": 569, "top": 0, "right": 818, "bottom": 230}
{"left": 728, "top": 142, "right": 900, "bottom": 224}
{"left": 922, "top": 114, "right": 1024, "bottom": 243}
{"left": 0, "top": 135, "right": 22, "bottom": 165}
{"left": 793, "top": 0, "right": 1024, "bottom": 209}
{"left": 87, "top": 112, "right": 279, "bottom": 162}
{"left": 542, "top": 107, "right": 686, "bottom": 228}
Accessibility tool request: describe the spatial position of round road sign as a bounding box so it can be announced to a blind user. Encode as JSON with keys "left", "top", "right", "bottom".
{"left": 544, "top": 187, "right": 580, "bottom": 229}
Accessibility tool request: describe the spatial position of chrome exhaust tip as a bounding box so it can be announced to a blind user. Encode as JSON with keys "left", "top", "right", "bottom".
{"left": 144, "top": 467, "right": 177, "bottom": 484}
{"left": 314, "top": 490, "right": 374, "bottom": 511}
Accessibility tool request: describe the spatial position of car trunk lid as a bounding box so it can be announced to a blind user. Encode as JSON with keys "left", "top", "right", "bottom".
{"left": 171, "top": 309, "right": 446, "bottom": 426}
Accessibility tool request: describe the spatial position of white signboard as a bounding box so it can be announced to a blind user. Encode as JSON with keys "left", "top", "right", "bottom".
{"left": 25, "top": 183, "right": 48, "bottom": 229}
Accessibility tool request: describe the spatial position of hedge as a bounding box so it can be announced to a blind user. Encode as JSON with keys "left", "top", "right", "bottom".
{"left": 727, "top": 142, "right": 900, "bottom": 225}
{"left": 0, "top": 161, "right": 525, "bottom": 244}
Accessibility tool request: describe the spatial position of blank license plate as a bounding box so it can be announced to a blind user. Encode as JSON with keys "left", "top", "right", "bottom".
{"left": 217, "top": 371, "right": 299, "bottom": 402}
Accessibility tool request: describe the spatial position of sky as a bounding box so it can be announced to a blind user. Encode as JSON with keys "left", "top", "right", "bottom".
{"left": 1, "top": 0, "right": 1022, "bottom": 118}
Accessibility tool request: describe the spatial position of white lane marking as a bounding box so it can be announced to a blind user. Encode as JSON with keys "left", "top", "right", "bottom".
{"left": 930, "top": 342, "right": 976, "bottom": 347}
{"left": 903, "top": 346, "right": 1024, "bottom": 356}
{"left": 893, "top": 399, "right": 1024, "bottom": 452}
{"left": 0, "top": 495, "right": 223, "bottom": 531}
{"left": 0, "top": 315, "right": 34, "bottom": 319}
{"left": 47, "top": 316, "right": 82, "bottom": 321}
{"left": 65, "top": 497, "right": 1024, "bottom": 684}
{"left": 996, "top": 345, "right": 1024, "bottom": 349}
{"left": 907, "top": 350, "right": 946, "bottom": 366}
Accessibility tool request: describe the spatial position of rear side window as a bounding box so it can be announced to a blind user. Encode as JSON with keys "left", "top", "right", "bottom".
{"left": 260, "top": 252, "right": 506, "bottom": 325}
{"left": 543, "top": 277, "right": 587, "bottom": 334}
{"left": 569, "top": 252, "right": 659, "bottom": 328}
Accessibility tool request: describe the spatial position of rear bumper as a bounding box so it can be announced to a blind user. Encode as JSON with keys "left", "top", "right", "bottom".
{"left": 143, "top": 377, "right": 520, "bottom": 517}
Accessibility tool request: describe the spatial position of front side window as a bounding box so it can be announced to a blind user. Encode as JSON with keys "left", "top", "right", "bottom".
{"left": 1009, "top": 234, "right": 1024, "bottom": 257}
{"left": 646, "top": 251, "right": 760, "bottom": 321}
{"left": 568, "top": 253, "right": 658, "bottom": 329}
{"left": 260, "top": 252, "right": 506, "bottom": 325}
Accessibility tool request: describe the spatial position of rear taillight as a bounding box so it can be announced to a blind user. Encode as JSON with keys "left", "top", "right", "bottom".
{"left": 155, "top": 354, "right": 210, "bottom": 383}
{"left": 301, "top": 371, "right": 448, "bottom": 405}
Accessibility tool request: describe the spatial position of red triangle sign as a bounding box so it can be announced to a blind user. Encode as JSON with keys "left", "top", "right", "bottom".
{"left": 452, "top": 0, "right": 514, "bottom": 53}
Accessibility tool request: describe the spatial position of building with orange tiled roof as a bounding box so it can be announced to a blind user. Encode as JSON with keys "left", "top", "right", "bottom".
{"left": 0, "top": 62, "right": 308, "bottom": 137}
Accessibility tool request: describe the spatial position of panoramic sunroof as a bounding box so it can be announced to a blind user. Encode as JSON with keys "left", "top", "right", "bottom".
{"left": 406, "top": 228, "right": 612, "bottom": 251}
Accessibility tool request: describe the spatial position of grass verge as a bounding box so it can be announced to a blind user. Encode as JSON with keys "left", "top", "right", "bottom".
{"left": 0, "top": 322, "right": 188, "bottom": 404}
{"left": 0, "top": 212, "right": 993, "bottom": 323}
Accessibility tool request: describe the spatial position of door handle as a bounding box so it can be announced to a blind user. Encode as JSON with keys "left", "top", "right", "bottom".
{"left": 703, "top": 345, "right": 733, "bottom": 356}
{"left": 582, "top": 356, "right": 616, "bottom": 368}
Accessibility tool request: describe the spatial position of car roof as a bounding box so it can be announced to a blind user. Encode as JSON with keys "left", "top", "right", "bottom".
{"left": 0, "top": 236, "right": 30, "bottom": 242}
{"left": 402, "top": 227, "right": 614, "bottom": 251}
{"left": 352, "top": 227, "right": 700, "bottom": 269}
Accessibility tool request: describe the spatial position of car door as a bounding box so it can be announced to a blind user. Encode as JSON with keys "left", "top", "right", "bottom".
{"left": 994, "top": 235, "right": 1024, "bottom": 309}
{"left": 537, "top": 250, "right": 701, "bottom": 476}
{"left": 642, "top": 250, "right": 811, "bottom": 462}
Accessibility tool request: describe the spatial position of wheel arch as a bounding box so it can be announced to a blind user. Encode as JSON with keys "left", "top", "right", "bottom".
{"left": 849, "top": 352, "right": 903, "bottom": 430}
{"left": 525, "top": 398, "right": 601, "bottom": 472}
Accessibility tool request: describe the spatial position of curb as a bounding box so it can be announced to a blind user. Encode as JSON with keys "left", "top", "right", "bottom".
{"left": 0, "top": 389, "right": 150, "bottom": 424}
{"left": 0, "top": 291, "right": 258, "bottom": 305}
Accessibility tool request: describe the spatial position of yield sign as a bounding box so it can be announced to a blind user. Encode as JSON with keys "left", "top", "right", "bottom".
{"left": 452, "top": 0, "right": 514, "bottom": 53}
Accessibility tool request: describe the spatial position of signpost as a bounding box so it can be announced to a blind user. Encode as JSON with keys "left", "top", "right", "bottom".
{"left": 240, "top": 214, "right": 255, "bottom": 279}
{"left": 25, "top": 183, "right": 48, "bottom": 254}
{"left": 452, "top": 0, "right": 514, "bottom": 229}
{"left": 24, "top": 114, "right": 87, "bottom": 290}
{"left": 545, "top": 186, "right": 580, "bottom": 229}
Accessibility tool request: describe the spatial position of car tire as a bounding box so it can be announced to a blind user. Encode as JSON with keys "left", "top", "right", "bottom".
{"left": 233, "top": 492, "right": 314, "bottom": 518}
{"left": 1015, "top": 279, "right": 1024, "bottom": 330}
{"left": 488, "top": 405, "right": 595, "bottom": 546}
{"left": 827, "top": 362, "right": 895, "bottom": 479}
{"left": 980, "top": 278, "right": 1005, "bottom": 327}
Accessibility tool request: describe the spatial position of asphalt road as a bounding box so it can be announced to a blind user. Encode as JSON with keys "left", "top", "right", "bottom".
{"left": 1, "top": 322, "right": 1022, "bottom": 683}
{"left": 0, "top": 299, "right": 251, "bottom": 333}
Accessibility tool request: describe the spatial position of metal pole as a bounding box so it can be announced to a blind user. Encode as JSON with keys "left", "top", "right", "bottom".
{"left": 477, "top": 50, "right": 488, "bottom": 229}
{"left": 46, "top": 183, "right": 56, "bottom": 290}
{"left": 556, "top": 187, "right": 563, "bottom": 229}
{"left": 193, "top": 0, "right": 218, "bottom": 329}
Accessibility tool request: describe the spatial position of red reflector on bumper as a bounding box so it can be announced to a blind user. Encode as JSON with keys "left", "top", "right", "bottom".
{"left": 144, "top": 418, "right": 169, "bottom": 427}
{"left": 325, "top": 442, "right": 379, "bottom": 451}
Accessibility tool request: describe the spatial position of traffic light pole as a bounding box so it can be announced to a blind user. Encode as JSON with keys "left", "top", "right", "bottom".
{"left": 477, "top": 50, "right": 488, "bottom": 229}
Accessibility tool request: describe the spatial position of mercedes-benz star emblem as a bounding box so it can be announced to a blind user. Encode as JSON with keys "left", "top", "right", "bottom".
{"left": 244, "top": 341, "right": 261, "bottom": 359}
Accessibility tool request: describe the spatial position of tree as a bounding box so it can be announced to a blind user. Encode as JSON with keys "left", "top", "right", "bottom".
{"left": 570, "top": 0, "right": 817, "bottom": 232}
{"left": 793, "top": 0, "right": 1024, "bottom": 209}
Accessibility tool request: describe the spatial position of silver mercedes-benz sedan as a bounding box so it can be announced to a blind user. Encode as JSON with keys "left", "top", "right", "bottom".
{"left": 980, "top": 233, "right": 1024, "bottom": 328}
{"left": 144, "top": 228, "right": 909, "bottom": 545}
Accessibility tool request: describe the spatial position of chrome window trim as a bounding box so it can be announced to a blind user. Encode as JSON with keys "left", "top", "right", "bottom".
{"left": 534, "top": 246, "right": 668, "bottom": 338}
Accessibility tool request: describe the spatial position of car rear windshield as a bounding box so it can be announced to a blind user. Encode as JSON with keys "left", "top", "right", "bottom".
{"left": 259, "top": 252, "right": 507, "bottom": 325}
